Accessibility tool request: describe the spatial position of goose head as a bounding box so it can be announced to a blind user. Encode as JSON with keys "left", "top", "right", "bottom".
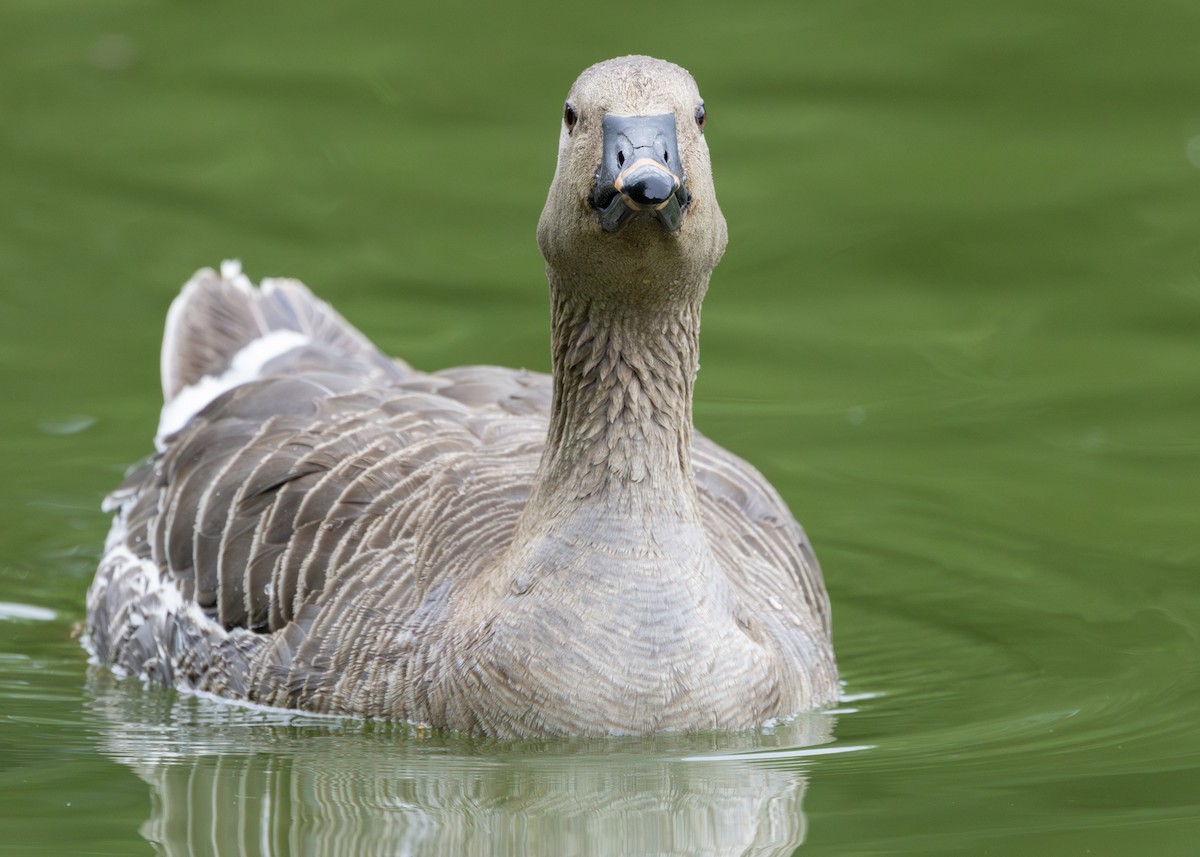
{"left": 537, "top": 56, "right": 728, "bottom": 306}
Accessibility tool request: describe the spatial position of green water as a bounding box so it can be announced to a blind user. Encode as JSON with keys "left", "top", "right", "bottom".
{"left": 2, "top": 0, "right": 1198, "bottom": 853}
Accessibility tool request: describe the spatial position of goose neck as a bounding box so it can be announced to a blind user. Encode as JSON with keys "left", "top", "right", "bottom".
{"left": 529, "top": 273, "right": 706, "bottom": 511}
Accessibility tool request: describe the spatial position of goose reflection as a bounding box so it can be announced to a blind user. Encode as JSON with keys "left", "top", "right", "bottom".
{"left": 86, "top": 672, "right": 838, "bottom": 856}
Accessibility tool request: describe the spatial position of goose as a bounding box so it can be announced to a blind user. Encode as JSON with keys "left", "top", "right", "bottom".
{"left": 85, "top": 55, "right": 838, "bottom": 737}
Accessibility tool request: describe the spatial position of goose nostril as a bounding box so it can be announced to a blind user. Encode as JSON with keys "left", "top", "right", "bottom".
{"left": 617, "top": 151, "right": 625, "bottom": 167}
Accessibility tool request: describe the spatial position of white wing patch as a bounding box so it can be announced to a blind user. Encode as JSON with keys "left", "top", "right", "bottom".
{"left": 156, "top": 328, "right": 311, "bottom": 449}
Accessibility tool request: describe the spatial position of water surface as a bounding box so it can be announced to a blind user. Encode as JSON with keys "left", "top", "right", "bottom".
{"left": 2, "top": 0, "right": 1198, "bottom": 854}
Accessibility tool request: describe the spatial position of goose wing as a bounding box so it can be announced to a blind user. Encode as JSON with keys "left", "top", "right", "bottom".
{"left": 108, "top": 267, "right": 551, "bottom": 639}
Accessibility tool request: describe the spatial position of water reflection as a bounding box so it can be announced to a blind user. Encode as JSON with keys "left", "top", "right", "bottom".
{"left": 86, "top": 672, "right": 839, "bottom": 856}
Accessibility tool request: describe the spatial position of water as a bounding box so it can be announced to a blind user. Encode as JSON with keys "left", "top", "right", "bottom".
{"left": 2, "top": 0, "right": 1198, "bottom": 854}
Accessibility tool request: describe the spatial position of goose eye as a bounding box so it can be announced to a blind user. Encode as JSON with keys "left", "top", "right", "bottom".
{"left": 564, "top": 103, "right": 578, "bottom": 133}
{"left": 695, "top": 104, "right": 706, "bottom": 132}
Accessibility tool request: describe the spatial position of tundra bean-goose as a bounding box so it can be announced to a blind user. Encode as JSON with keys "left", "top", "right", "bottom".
{"left": 86, "top": 55, "right": 838, "bottom": 737}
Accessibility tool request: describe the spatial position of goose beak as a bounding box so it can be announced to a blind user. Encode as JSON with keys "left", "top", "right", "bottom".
{"left": 590, "top": 113, "right": 692, "bottom": 233}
